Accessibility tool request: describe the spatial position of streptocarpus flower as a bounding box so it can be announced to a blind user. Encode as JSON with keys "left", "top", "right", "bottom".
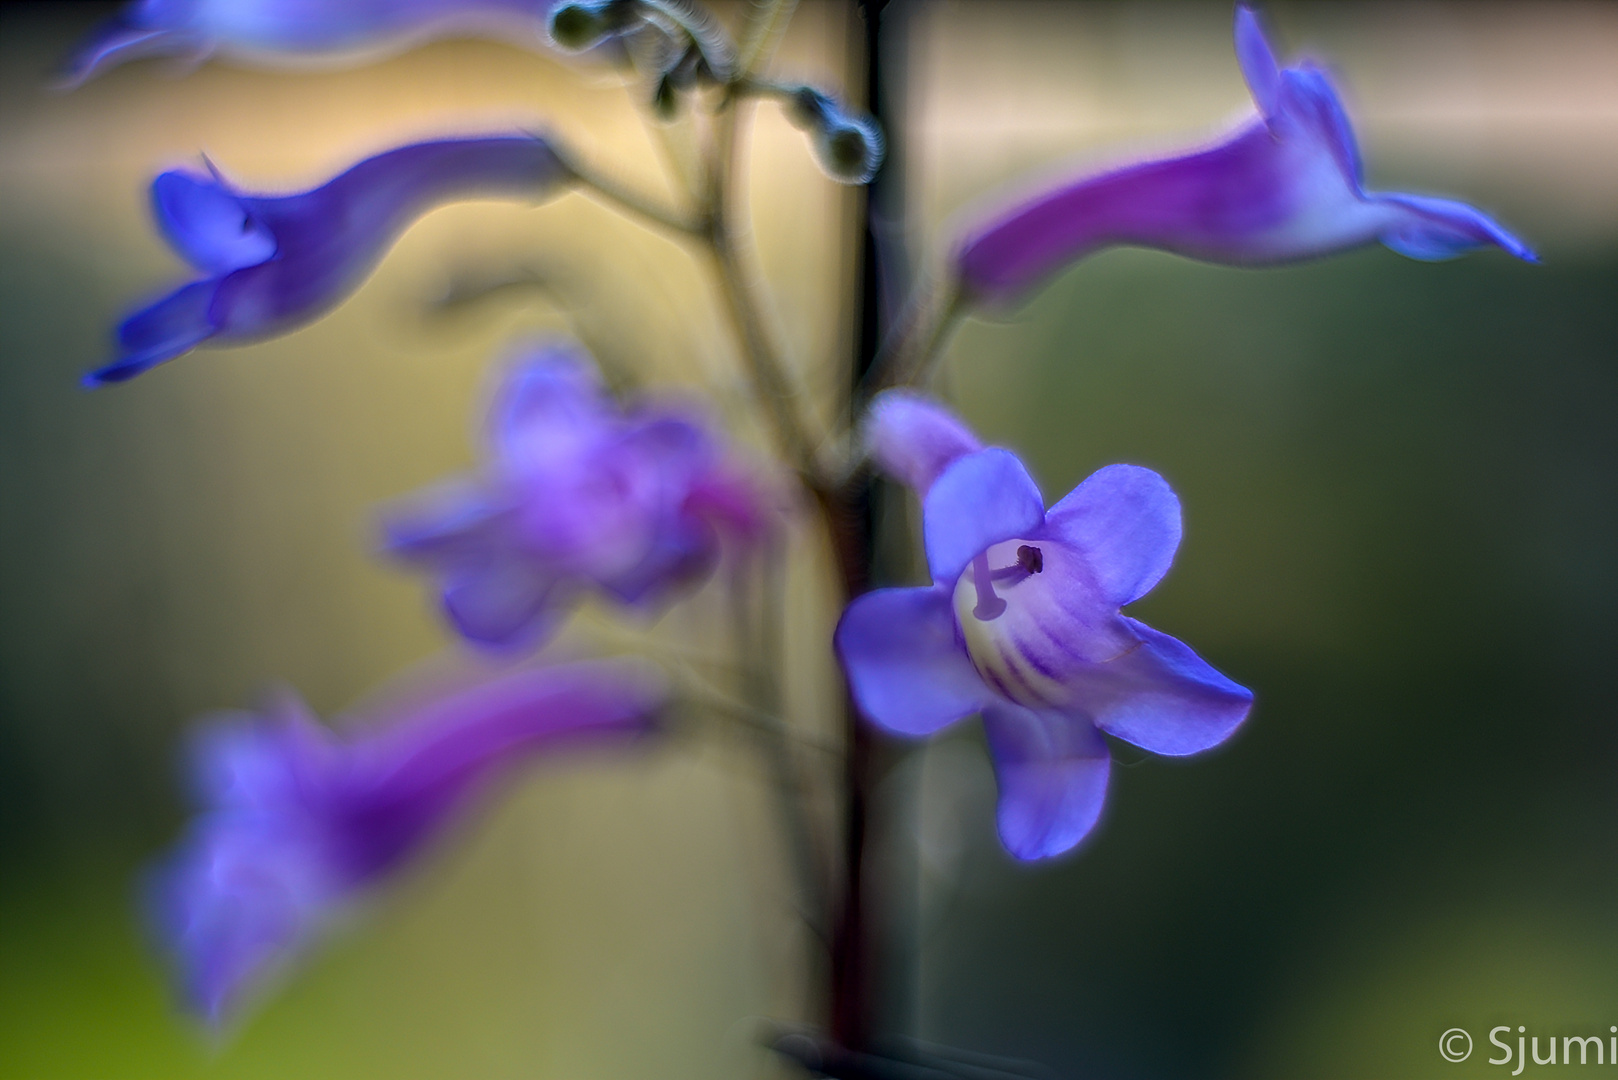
{"left": 382, "top": 342, "right": 772, "bottom": 650}
{"left": 146, "top": 659, "right": 665, "bottom": 1025}
{"left": 955, "top": 6, "right": 1535, "bottom": 307}
{"left": 63, "top": 0, "right": 558, "bottom": 87}
{"left": 836, "top": 393, "right": 1252, "bottom": 860}
{"left": 85, "top": 135, "right": 567, "bottom": 386}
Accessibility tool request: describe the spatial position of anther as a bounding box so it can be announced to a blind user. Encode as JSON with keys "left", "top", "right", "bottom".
{"left": 1016, "top": 545, "right": 1043, "bottom": 574}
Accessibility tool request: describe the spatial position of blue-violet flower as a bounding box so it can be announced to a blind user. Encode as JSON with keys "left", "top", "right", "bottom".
{"left": 146, "top": 659, "right": 665, "bottom": 1025}
{"left": 383, "top": 341, "right": 772, "bottom": 650}
{"left": 64, "top": 0, "right": 558, "bottom": 86}
{"left": 955, "top": 5, "right": 1535, "bottom": 307}
{"left": 836, "top": 393, "right": 1253, "bottom": 860}
{"left": 86, "top": 135, "right": 567, "bottom": 386}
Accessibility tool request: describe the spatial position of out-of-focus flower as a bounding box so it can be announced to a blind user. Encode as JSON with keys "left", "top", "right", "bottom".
{"left": 955, "top": 5, "right": 1535, "bottom": 307}
{"left": 62, "top": 0, "right": 558, "bottom": 86}
{"left": 146, "top": 659, "right": 666, "bottom": 1025}
{"left": 836, "top": 393, "right": 1252, "bottom": 861}
{"left": 85, "top": 136, "right": 567, "bottom": 386}
{"left": 383, "top": 342, "right": 773, "bottom": 650}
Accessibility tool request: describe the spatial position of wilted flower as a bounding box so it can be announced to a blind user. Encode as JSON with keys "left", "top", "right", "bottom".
{"left": 85, "top": 135, "right": 567, "bottom": 386}
{"left": 383, "top": 342, "right": 772, "bottom": 650}
{"left": 145, "top": 659, "right": 666, "bottom": 1025}
{"left": 62, "top": 0, "right": 559, "bottom": 86}
{"left": 956, "top": 5, "right": 1535, "bottom": 307}
{"left": 836, "top": 393, "right": 1252, "bottom": 860}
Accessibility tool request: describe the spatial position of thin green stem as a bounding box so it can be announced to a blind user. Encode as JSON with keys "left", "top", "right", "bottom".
{"left": 859, "top": 274, "right": 967, "bottom": 401}
{"left": 561, "top": 153, "right": 705, "bottom": 238}
{"left": 738, "top": 0, "right": 800, "bottom": 79}
{"left": 727, "top": 558, "right": 833, "bottom": 942}
{"left": 704, "top": 91, "right": 823, "bottom": 477}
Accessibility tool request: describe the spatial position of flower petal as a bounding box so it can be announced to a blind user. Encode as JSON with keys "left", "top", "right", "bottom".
{"left": 1234, "top": 5, "right": 1282, "bottom": 121}
{"left": 1042, "top": 464, "right": 1181, "bottom": 606}
{"left": 1373, "top": 192, "right": 1538, "bottom": 262}
{"left": 151, "top": 169, "right": 277, "bottom": 274}
{"left": 441, "top": 557, "right": 569, "bottom": 649}
{"left": 145, "top": 815, "right": 339, "bottom": 1026}
{"left": 836, "top": 587, "right": 989, "bottom": 737}
{"left": 982, "top": 703, "right": 1110, "bottom": 860}
{"left": 1080, "top": 617, "right": 1253, "bottom": 756}
{"left": 923, "top": 448, "right": 1047, "bottom": 585}
{"left": 866, "top": 391, "right": 982, "bottom": 495}
{"left": 84, "top": 280, "right": 221, "bottom": 386}
{"left": 1274, "top": 63, "right": 1364, "bottom": 190}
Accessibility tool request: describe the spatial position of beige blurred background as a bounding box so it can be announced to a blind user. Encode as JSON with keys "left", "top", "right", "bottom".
{"left": 3, "top": 3, "right": 1616, "bottom": 1079}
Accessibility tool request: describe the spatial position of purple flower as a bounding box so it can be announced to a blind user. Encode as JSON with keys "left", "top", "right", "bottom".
{"left": 836, "top": 393, "right": 1252, "bottom": 860}
{"left": 146, "top": 659, "right": 665, "bottom": 1025}
{"left": 383, "top": 342, "right": 773, "bottom": 650}
{"left": 63, "top": 0, "right": 557, "bottom": 86}
{"left": 956, "top": 6, "right": 1535, "bottom": 307}
{"left": 85, "top": 135, "right": 567, "bottom": 386}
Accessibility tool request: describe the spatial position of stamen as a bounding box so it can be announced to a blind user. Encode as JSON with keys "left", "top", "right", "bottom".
{"left": 1017, "top": 545, "right": 1043, "bottom": 574}
{"left": 988, "top": 544, "right": 1044, "bottom": 585}
{"left": 970, "top": 552, "right": 1006, "bottom": 620}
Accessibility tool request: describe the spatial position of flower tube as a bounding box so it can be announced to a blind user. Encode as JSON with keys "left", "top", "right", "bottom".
{"left": 836, "top": 393, "right": 1252, "bottom": 860}
{"left": 86, "top": 135, "right": 567, "bottom": 386}
{"left": 956, "top": 6, "right": 1534, "bottom": 307}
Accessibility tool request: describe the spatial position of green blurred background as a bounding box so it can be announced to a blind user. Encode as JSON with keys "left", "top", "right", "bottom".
{"left": 2, "top": 3, "right": 1614, "bottom": 1078}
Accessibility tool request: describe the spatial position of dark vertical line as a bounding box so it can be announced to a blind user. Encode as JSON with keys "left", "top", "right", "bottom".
{"left": 828, "top": 0, "right": 903, "bottom": 1053}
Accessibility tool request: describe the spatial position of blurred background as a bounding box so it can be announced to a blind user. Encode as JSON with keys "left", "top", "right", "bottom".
{"left": 2, "top": 2, "right": 1614, "bottom": 1078}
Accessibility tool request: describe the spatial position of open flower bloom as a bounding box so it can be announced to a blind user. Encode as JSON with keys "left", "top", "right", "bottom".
{"left": 86, "top": 135, "right": 567, "bottom": 386}
{"left": 836, "top": 393, "right": 1253, "bottom": 860}
{"left": 955, "top": 6, "right": 1535, "bottom": 307}
{"left": 63, "top": 0, "right": 557, "bottom": 86}
{"left": 145, "top": 659, "right": 665, "bottom": 1025}
{"left": 382, "top": 342, "right": 772, "bottom": 650}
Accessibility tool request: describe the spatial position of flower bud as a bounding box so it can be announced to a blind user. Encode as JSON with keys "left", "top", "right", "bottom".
{"left": 783, "top": 86, "right": 884, "bottom": 185}
{"left": 547, "top": 0, "right": 617, "bottom": 52}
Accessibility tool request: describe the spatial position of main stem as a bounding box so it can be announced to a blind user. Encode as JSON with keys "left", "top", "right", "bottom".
{"left": 700, "top": 0, "right": 890, "bottom": 1049}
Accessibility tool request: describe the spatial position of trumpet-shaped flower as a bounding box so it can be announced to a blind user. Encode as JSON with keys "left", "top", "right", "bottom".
{"left": 383, "top": 342, "right": 772, "bottom": 650}
{"left": 63, "top": 0, "right": 558, "bottom": 86}
{"left": 836, "top": 393, "right": 1252, "bottom": 860}
{"left": 145, "top": 659, "right": 666, "bottom": 1025}
{"left": 956, "top": 6, "right": 1535, "bottom": 307}
{"left": 85, "top": 135, "right": 568, "bottom": 386}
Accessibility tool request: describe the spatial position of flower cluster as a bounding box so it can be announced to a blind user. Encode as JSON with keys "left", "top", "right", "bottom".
{"left": 61, "top": 0, "right": 1534, "bottom": 1047}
